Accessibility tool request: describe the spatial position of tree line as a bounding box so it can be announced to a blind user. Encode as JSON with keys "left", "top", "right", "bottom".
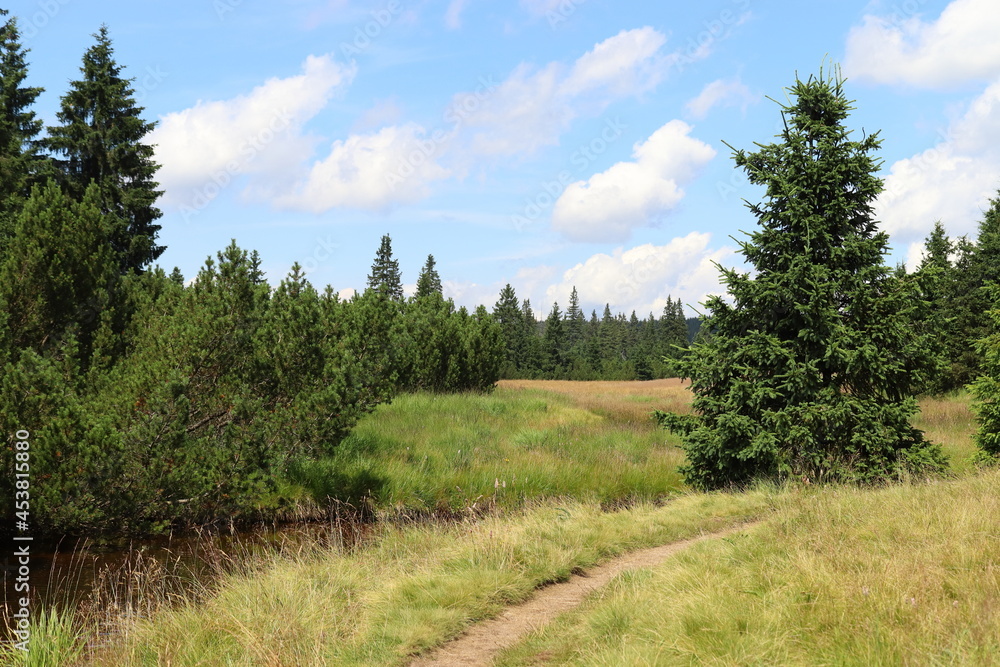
{"left": 491, "top": 284, "right": 692, "bottom": 381}
{"left": 0, "top": 18, "right": 503, "bottom": 535}
{"left": 0, "top": 14, "right": 682, "bottom": 536}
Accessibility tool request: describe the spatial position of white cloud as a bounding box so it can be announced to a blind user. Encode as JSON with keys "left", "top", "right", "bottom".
{"left": 877, "top": 78, "right": 1000, "bottom": 249}
{"left": 544, "top": 232, "right": 733, "bottom": 315}
{"left": 152, "top": 54, "right": 355, "bottom": 209}
{"left": 560, "top": 26, "right": 667, "bottom": 98}
{"left": 270, "top": 123, "right": 451, "bottom": 212}
{"left": 462, "top": 28, "right": 673, "bottom": 158}
{"left": 844, "top": 0, "right": 1000, "bottom": 88}
{"left": 551, "top": 120, "right": 716, "bottom": 242}
{"left": 463, "top": 62, "right": 571, "bottom": 157}
{"left": 685, "top": 77, "right": 756, "bottom": 119}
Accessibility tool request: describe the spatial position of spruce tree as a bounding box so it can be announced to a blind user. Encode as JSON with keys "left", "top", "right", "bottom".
{"left": 366, "top": 233, "right": 404, "bottom": 301}
{"left": 656, "top": 68, "right": 944, "bottom": 489}
{"left": 564, "top": 286, "right": 585, "bottom": 349}
{"left": 493, "top": 283, "right": 525, "bottom": 377}
{"left": 971, "top": 283, "right": 1000, "bottom": 462}
{"left": 914, "top": 221, "right": 959, "bottom": 393}
{"left": 542, "top": 302, "right": 565, "bottom": 375}
{"left": 44, "top": 26, "right": 163, "bottom": 275}
{"left": 949, "top": 194, "right": 1000, "bottom": 386}
{"left": 415, "top": 253, "right": 443, "bottom": 298}
{"left": 0, "top": 11, "right": 45, "bottom": 259}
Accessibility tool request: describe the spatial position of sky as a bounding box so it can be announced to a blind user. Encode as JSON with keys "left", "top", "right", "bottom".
{"left": 12, "top": 0, "right": 1000, "bottom": 319}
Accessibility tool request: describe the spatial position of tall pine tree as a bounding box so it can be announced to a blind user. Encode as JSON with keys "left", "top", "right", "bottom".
{"left": 44, "top": 25, "right": 163, "bottom": 275}
{"left": 657, "top": 67, "right": 944, "bottom": 489}
{"left": 415, "top": 253, "right": 443, "bottom": 298}
{"left": 366, "top": 234, "right": 404, "bottom": 301}
{"left": 0, "top": 11, "right": 45, "bottom": 260}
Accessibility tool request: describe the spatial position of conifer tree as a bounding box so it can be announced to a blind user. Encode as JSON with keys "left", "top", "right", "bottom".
{"left": 44, "top": 26, "right": 163, "bottom": 274}
{"left": 914, "top": 221, "right": 959, "bottom": 393}
{"left": 948, "top": 194, "right": 1000, "bottom": 386}
{"left": 0, "top": 181, "right": 116, "bottom": 361}
{"left": 0, "top": 11, "right": 44, "bottom": 259}
{"left": 366, "top": 233, "right": 404, "bottom": 301}
{"left": 657, "top": 68, "right": 944, "bottom": 489}
{"left": 493, "top": 283, "right": 525, "bottom": 377}
{"left": 415, "top": 253, "right": 443, "bottom": 298}
{"left": 542, "top": 302, "right": 565, "bottom": 374}
{"left": 971, "top": 284, "right": 1000, "bottom": 463}
{"left": 564, "top": 286, "right": 585, "bottom": 349}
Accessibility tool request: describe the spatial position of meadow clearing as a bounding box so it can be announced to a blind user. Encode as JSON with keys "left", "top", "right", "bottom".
{"left": 8, "top": 380, "right": 998, "bottom": 666}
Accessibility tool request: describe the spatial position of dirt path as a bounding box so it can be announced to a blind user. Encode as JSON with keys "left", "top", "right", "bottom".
{"left": 408, "top": 522, "right": 757, "bottom": 667}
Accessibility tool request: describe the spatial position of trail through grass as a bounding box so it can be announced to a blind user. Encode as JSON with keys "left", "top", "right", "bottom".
{"left": 498, "top": 470, "right": 1000, "bottom": 666}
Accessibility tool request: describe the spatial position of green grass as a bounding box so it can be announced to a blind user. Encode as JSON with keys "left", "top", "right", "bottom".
{"left": 28, "top": 382, "right": 988, "bottom": 665}
{"left": 497, "top": 470, "right": 1000, "bottom": 666}
{"left": 289, "top": 386, "right": 686, "bottom": 514}
{"left": 91, "top": 492, "right": 774, "bottom": 666}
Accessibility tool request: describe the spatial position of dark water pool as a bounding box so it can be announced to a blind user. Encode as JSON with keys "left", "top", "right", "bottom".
{"left": 1, "top": 519, "right": 371, "bottom": 637}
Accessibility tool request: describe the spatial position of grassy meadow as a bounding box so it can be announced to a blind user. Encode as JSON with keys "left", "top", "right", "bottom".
{"left": 289, "top": 379, "right": 693, "bottom": 514}
{"left": 9, "top": 380, "right": 997, "bottom": 666}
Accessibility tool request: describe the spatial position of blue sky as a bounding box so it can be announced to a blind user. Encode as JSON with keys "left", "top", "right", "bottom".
{"left": 14, "top": 0, "right": 1000, "bottom": 318}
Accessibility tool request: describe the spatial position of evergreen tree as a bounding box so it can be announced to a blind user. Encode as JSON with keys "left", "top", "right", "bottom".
{"left": 44, "top": 26, "right": 163, "bottom": 274}
{"left": 415, "top": 253, "right": 443, "bottom": 298}
{"left": 948, "top": 194, "right": 1000, "bottom": 387}
{"left": 564, "top": 286, "right": 585, "bottom": 349}
{"left": 0, "top": 11, "right": 44, "bottom": 259}
{"left": 0, "top": 181, "right": 116, "bottom": 362}
{"left": 914, "top": 221, "right": 959, "bottom": 393}
{"left": 520, "top": 298, "right": 543, "bottom": 374}
{"left": 493, "top": 283, "right": 525, "bottom": 377}
{"left": 656, "top": 68, "right": 944, "bottom": 489}
{"left": 366, "top": 233, "right": 404, "bottom": 301}
{"left": 542, "top": 302, "right": 565, "bottom": 375}
{"left": 971, "top": 283, "right": 1000, "bottom": 462}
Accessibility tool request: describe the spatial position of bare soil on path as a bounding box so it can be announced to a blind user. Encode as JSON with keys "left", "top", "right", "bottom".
{"left": 408, "top": 522, "right": 757, "bottom": 667}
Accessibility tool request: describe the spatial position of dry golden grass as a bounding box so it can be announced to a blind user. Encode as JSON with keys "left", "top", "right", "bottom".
{"left": 497, "top": 378, "right": 693, "bottom": 425}
{"left": 916, "top": 392, "right": 979, "bottom": 472}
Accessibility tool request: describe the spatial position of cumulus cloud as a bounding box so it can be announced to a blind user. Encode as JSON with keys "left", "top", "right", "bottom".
{"left": 844, "top": 0, "right": 1000, "bottom": 88}
{"left": 551, "top": 120, "right": 716, "bottom": 242}
{"left": 152, "top": 54, "right": 355, "bottom": 209}
{"left": 544, "top": 232, "right": 733, "bottom": 315}
{"left": 270, "top": 123, "right": 452, "bottom": 212}
{"left": 560, "top": 26, "right": 667, "bottom": 97}
{"left": 876, "top": 78, "right": 1000, "bottom": 253}
{"left": 685, "top": 77, "right": 756, "bottom": 119}
{"left": 462, "top": 27, "right": 676, "bottom": 158}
